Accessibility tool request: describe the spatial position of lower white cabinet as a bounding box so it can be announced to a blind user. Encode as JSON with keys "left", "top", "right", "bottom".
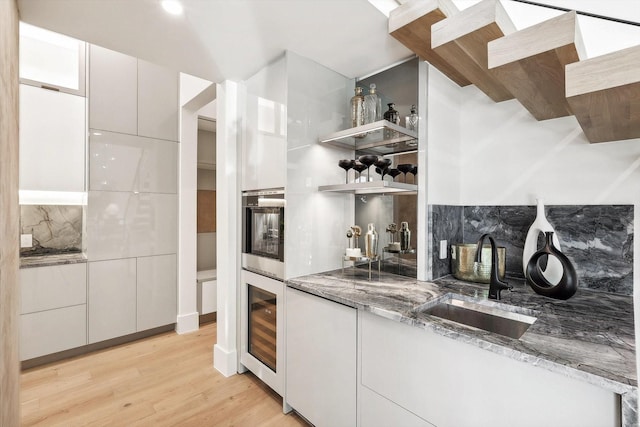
{"left": 136, "top": 254, "right": 177, "bottom": 331}
{"left": 285, "top": 288, "right": 357, "bottom": 427}
{"left": 359, "top": 385, "right": 434, "bottom": 427}
{"left": 21, "top": 305, "right": 87, "bottom": 361}
{"left": 88, "top": 258, "right": 136, "bottom": 343}
{"left": 360, "top": 311, "right": 618, "bottom": 427}
{"left": 20, "top": 263, "right": 88, "bottom": 361}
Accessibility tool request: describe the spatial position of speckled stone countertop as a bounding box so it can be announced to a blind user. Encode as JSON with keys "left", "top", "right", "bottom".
{"left": 287, "top": 269, "right": 637, "bottom": 424}
{"left": 20, "top": 253, "right": 87, "bottom": 269}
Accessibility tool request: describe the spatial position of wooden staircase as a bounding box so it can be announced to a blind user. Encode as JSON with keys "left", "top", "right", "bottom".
{"left": 389, "top": 0, "right": 640, "bottom": 143}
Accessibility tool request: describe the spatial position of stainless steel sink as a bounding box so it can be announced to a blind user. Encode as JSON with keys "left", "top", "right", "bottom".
{"left": 418, "top": 296, "right": 537, "bottom": 339}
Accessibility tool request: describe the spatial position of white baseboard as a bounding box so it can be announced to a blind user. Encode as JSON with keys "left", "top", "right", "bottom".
{"left": 176, "top": 312, "right": 199, "bottom": 334}
{"left": 214, "top": 344, "right": 238, "bottom": 377}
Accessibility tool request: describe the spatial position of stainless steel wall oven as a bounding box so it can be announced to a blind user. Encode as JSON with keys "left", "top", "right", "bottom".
{"left": 242, "top": 189, "right": 285, "bottom": 280}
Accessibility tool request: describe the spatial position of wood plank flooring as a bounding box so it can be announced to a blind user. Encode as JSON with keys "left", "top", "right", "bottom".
{"left": 20, "top": 322, "right": 308, "bottom": 426}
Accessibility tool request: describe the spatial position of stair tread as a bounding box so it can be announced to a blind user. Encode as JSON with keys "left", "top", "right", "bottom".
{"left": 431, "top": 0, "right": 516, "bottom": 102}
{"left": 388, "top": 0, "right": 471, "bottom": 87}
{"left": 488, "top": 11, "right": 586, "bottom": 120}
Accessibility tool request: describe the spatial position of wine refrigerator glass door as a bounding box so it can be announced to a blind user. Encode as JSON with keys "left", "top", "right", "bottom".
{"left": 248, "top": 285, "right": 277, "bottom": 371}
{"left": 240, "top": 269, "right": 284, "bottom": 396}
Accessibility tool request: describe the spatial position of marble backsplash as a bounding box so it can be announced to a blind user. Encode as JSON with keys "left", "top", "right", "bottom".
{"left": 20, "top": 205, "right": 83, "bottom": 256}
{"left": 431, "top": 204, "right": 634, "bottom": 296}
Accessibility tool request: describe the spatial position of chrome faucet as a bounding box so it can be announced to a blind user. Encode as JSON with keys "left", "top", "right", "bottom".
{"left": 475, "top": 234, "right": 512, "bottom": 300}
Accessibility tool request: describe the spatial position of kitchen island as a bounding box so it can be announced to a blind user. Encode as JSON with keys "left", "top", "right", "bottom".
{"left": 286, "top": 269, "right": 636, "bottom": 427}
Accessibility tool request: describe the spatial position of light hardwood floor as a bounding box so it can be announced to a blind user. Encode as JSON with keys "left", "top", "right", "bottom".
{"left": 21, "top": 322, "right": 308, "bottom": 426}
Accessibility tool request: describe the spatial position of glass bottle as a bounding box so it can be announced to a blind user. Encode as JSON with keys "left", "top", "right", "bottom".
{"left": 405, "top": 104, "right": 418, "bottom": 131}
{"left": 364, "top": 83, "right": 382, "bottom": 124}
{"left": 350, "top": 87, "right": 365, "bottom": 129}
{"left": 383, "top": 103, "right": 400, "bottom": 125}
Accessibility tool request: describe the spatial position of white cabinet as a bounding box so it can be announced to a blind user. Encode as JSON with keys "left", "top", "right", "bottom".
{"left": 20, "top": 263, "right": 87, "bottom": 361}
{"left": 360, "top": 311, "right": 618, "bottom": 427}
{"left": 359, "top": 386, "right": 434, "bottom": 427}
{"left": 21, "top": 263, "right": 86, "bottom": 314}
{"left": 89, "top": 130, "right": 178, "bottom": 194}
{"left": 89, "top": 44, "right": 178, "bottom": 141}
{"left": 21, "top": 305, "right": 87, "bottom": 361}
{"left": 89, "top": 45, "right": 137, "bottom": 135}
{"left": 19, "top": 84, "right": 86, "bottom": 192}
{"left": 138, "top": 59, "right": 179, "bottom": 141}
{"left": 241, "top": 55, "right": 287, "bottom": 191}
{"left": 136, "top": 254, "right": 177, "bottom": 331}
{"left": 285, "top": 288, "right": 357, "bottom": 427}
{"left": 88, "top": 258, "right": 136, "bottom": 343}
{"left": 86, "top": 191, "right": 178, "bottom": 261}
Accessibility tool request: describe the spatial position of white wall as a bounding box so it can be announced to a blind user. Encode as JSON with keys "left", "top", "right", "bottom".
{"left": 424, "top": 12, "right": 640, "bottom": 410}
{"left": 177, "top": 73, "right": 215, "bottom": 334}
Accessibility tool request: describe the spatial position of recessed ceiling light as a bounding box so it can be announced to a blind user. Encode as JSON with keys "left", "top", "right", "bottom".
{"left": 161, "top": 0, "right": 184, "bottom": 15}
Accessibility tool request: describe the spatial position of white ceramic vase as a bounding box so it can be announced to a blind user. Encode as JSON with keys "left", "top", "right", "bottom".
{"left": 522, "top": 199, "right": 564, "bottom": 284}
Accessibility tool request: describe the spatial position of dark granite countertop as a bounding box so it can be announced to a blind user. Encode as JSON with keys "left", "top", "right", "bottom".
{"left": 20, "top": 253, "right": 87, "bottom": 269}
{"left": 286, "top": 270, "right": 636, "bottom": 402}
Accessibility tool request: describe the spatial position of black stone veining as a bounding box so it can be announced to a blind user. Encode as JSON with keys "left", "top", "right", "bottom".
{"left": 431, "top": 204, "right": 634, "bottom": 296}
{"left": 287, "top": 271, "right": 636, "bottom": 394}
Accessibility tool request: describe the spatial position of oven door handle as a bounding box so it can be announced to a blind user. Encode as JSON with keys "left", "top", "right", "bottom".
{"left": 258, "top": 198, "right": 286, "bottom": 208}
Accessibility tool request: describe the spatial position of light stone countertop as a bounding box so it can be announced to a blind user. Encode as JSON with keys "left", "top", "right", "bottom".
{"left": 20, "top": 253, "right": 87, "bottom": 269}
{"left": 287, "top": 269, "right": 637, "bottom": 425}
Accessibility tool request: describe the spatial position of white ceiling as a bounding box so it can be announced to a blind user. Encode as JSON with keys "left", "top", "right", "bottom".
{"left": 16, "top": 0, "right": 413, "bottom": 83}
{"left": 16, "top": 0, "right": 640, "bottom": 85}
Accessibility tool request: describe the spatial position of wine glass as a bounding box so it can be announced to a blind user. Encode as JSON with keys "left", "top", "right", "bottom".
{"left": 374, "top": 158, "right": 392, "bottom": 180}
{"left": 352, "top": 161, "right": 368, "bottom": 182}
{"left": 397, "top": 163, "right": 414, "bottom": 183}
{"left": 375, "top": 167, "right": 387, "bottom": 180}
{"left": 338, "top": 159, "right": 355, "bottom": 184}
{"left": 409, "top": 166, "right": 418, "bottom": 184}
{"left": 358, "top": 155, "right": 378, "bottom": 182}
{"left": 387, "top": 168, "right": 401, "bottom": 181}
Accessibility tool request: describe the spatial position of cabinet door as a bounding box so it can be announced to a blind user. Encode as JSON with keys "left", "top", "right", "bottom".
{"left": 138, "top": 59, "right": 178, "bottom": 141}
{"left": 285, "top": 288, "right": 357, "bottom": 427}
{"left": 19, "top": 84, "right": 85, "bottom": 192}
{"left": 359, "top": 385, "right": 434, "bottom": 427}
{"left": 89, "top": 130, "right": 178, "bottom": 193}
{"left": 21, "top": 263, "right": 87, "bottom": 314}
{"left": 360, "top": 311, "right": 617, "bottom": 427}
{"left": 136, "top": 254, "right": 177, "bottom": 331}
{"left": 21, "top": 305, "right": 87, "bottom": 361}
{"left": 88, "top": 258, "right": 136, "bottom": 343}
{"left": 89, "top": 44, "right": 137, "bottom": 135}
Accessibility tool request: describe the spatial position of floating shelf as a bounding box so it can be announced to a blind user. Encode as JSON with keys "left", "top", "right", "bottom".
{"left": 431, "top": 0, "right": 516, "bottom": 102}
{"left": 388, "top": 0, "right": 470, "bottom": 87}
{"left": 566, "top": 44, "right": 640, "bottom": 143}
{"left": 383, "top": 247, "right": 416, "bottom": 255}
{"left": 488, "top": 11, "right": 586, "bottom": 120}
{"left": 319, "top": 120, "right": 418, "bottom": 155}
{"left": 318, "top": 181, "right": 417, "bottom": 195}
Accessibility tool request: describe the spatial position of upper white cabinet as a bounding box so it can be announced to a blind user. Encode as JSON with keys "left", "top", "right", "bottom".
{"left": 19, "top": 22, "right": 86, "bottom": 96}
{"left": 89, "top": 45, "right": 178, "bottom": 141}
{"left": 89, "top": 45, "right": 137, "bottom": 135}
{"left": 138, "top": 59, "right": 179, "bottom": 141}
{"left": 241, "top": 56, "right": 287, "bottom": 191}
{"left": 89, "top": 130, "right": 178, "bottom": 193}
{"left": 19, "top": 84, "right": 86, "bottom": 192}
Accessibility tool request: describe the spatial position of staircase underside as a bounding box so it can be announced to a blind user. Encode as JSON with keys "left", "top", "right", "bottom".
{"left": 389, "top": 0, "right": 640, "bottom": 143}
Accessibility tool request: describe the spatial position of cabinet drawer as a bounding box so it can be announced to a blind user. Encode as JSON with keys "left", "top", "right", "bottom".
{"left": 359, "top": 385, "right": 434, "bottom": 427}
{"left": 21, "top": 263, "right": 87, "bottom": 314}
{"left": 21, "top": 304, "right": 87, "bottom": 360}
{"left": 360, "top": 311, "right": 617, "bottom": 427}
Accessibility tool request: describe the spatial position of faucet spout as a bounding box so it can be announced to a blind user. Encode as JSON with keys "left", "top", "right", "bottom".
{"left": 475, "top": 234, "right": 512, "bottom": 300}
